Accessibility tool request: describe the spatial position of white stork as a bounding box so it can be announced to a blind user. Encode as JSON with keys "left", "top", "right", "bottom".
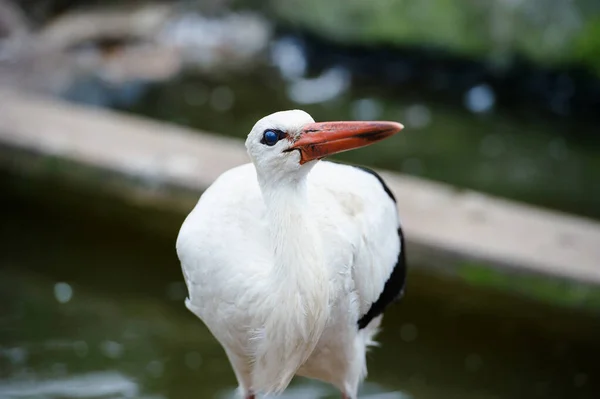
{"left": 176, "top": 110, "right": 406, "bottom": 399}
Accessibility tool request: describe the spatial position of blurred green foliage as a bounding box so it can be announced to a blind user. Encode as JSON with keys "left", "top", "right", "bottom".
{"left": 574, "top": 16, "right": 600, "bottom": 75}
{"left": 459, "top": 262, "right": 600, "bottom": 311}
{"left": 272, "top": 0, "right": 600, "bottom": 73}
{"left": 17, "top": 0, "right": 600, "bottom": 74}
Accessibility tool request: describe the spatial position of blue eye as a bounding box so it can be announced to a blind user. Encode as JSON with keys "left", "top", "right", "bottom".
{"left": 262, "top": 130, "right": 280, "bottom": 146}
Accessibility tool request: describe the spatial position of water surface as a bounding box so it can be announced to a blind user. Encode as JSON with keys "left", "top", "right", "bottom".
{"left": 1, "top": 172, "right": 599, "bottom": 399}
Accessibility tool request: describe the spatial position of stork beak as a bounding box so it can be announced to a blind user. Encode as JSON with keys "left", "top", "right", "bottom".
{"left": 290, "top": 121, "right": 404, "bottom": 164}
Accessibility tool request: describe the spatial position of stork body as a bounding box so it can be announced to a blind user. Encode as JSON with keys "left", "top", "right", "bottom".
{"left": 176, "top": 111, "right": 406, "bottom": 398}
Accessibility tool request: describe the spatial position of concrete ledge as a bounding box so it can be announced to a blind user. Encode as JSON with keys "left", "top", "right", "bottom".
{"left": 1, "top": 88, "right": 599, "bottom": 289}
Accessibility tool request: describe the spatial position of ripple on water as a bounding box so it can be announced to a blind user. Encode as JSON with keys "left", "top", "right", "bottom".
{"left": 0, "top": 371, "right": 147, "bottom": 398}
{"left": 217, "top": 380, "right": 412, "bottom": 399}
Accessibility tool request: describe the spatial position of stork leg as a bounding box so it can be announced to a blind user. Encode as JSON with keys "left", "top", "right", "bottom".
{"left": 224, "top": 348, "right": 253, "bottom": 399}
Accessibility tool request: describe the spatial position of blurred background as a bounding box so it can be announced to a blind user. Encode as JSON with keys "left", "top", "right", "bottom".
{"left": 0, "top": 0, "right": 599, "bottom": 398}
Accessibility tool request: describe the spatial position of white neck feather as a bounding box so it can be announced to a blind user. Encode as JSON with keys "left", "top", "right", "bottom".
{"left": 252, "top": 173, "right": 330, "bottom": 394}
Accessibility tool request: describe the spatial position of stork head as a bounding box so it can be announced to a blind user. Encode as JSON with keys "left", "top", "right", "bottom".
{"left": 245, "top": 110, "right": 403, "bottom": 185}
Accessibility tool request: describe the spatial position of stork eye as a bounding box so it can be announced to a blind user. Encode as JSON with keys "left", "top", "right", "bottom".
{"left": 262, "top": 129, "right": 282, "bottom": 146}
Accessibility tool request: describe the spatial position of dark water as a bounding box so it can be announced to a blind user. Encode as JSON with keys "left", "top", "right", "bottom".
{"left": 1, "top": 172, "right": 599, "bottom": 399}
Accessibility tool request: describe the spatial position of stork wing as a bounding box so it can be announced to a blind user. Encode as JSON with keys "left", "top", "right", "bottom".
{"left": 312, "top": 162, "right": 407, "bottom": 329}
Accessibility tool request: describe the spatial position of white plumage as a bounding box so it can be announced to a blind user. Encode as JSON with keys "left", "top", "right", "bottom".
{"left": 176, "top": 110, "right": 405, "bottom": 399}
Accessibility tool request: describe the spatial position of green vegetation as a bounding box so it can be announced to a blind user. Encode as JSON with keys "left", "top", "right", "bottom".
{"left": 458, "top": 262, "right": 600, "bottom": 311}
{"left": 271, "top": 0, "right": 600, "bottom": 73}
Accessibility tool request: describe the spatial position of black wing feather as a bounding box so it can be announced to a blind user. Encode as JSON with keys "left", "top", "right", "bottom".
{"left": 353, "top": 166, "right": 407, "bottom": 330}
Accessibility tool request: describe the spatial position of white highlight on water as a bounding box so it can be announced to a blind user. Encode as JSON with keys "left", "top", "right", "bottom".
{"left": 464, "top": 84, "right": 495, "bottom": 113}
{"left": 54, "top": 282, "right": 73, "bottom": 304}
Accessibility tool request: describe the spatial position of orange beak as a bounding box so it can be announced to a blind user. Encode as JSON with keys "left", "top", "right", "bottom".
{"left": 289, "top": 121, "right": 404, "bottom": 164}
